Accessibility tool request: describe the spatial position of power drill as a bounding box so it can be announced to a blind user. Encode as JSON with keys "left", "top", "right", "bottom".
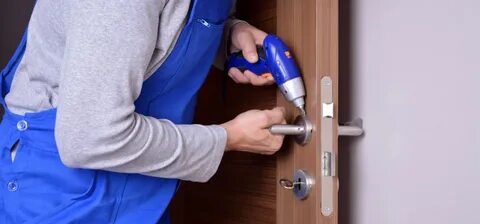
{"left": 227, "top": 34, "right": 306, "bottom": 115}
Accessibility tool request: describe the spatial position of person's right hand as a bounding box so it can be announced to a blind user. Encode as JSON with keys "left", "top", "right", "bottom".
{"left": 221, "top": 107, "right": 287, "bottom": 155}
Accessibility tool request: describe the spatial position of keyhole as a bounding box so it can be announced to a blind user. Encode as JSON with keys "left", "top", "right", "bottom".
{"left": 296, "top": 178, "right": 302, "bottom": 190}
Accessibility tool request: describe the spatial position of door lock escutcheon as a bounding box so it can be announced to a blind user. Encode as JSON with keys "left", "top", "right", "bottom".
{"left": 279, "top": 169, "right": 314, "bottom": 200}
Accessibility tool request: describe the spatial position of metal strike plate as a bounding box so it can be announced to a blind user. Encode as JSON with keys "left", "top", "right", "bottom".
{"left": 320, "top": 76, "right": 335, "bottom": 217}
{"left": 293, "top": 169, "right": 314, "bottom": 200}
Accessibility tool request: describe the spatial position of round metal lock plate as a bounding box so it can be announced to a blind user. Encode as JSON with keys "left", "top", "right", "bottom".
{"left": 294, "top": 115, "right": 313, "bottom": 145}
{"left": 293, "top": 169, "right": 313, "bottom": 200}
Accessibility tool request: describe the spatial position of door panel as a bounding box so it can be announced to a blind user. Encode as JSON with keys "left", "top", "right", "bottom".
{"left": 277, "top": 0, "right": 339, "bottom": 223}
{"left": 171, "top": 0, "right": 339, "bottom": 223}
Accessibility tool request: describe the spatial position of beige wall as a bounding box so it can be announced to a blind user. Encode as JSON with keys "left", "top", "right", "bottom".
{"left": 339, "top": 0, "right": 480, "bottom": 223}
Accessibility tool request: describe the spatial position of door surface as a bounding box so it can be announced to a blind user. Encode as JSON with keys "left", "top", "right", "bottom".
{"left": 171, "top": 0, "right": 340, "bottom": 223}
{"left": 277, "top": 0, "right": 339, "bottom": 223}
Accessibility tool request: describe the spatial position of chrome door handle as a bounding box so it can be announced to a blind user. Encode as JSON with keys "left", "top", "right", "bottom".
{"left": 269, "top": 124, "right": 306, "bottom": 135}
{"left": 338, "top": 118, "right": 364, "bottom": 137}
{"left": 269, "top": 115, "right": 313, "bottom": 145}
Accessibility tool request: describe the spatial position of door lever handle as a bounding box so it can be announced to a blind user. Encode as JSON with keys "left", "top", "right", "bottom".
{"left": 269, "top": 115, "right": 313, "bottom": 145}
{"left": 338, "top": 118, "right": 364, "bottom": 137}
{"left": 270, "top": 124, "right": 305, "bottom": 135}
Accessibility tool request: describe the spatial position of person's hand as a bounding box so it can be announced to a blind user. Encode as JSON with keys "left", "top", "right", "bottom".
{"left": 221, "top": 107, "right": 286, "bottom": 155}
{"left": 228, "top": 22, "right": 275, "bottom": 86}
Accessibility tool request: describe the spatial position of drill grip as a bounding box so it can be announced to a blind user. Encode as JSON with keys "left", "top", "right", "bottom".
{"left": 226, "top": 46, "right": 271, "bottom": 77}
{"left": 226, "top": 34, "right": 301, "bottom": 85}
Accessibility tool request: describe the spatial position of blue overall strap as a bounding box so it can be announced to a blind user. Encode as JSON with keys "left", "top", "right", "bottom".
{"left": 0, "top": 30, "right": 28, "bottom": 105}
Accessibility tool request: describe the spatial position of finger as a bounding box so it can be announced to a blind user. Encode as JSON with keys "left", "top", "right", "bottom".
{"left": 259, "top": 71, "right": 275, "bottom": 84}
{"left": 228, "top": 68, "right": 249, "bottom": 84}
{"left": 274, "top": 106, "right": 287, "bottom": 117}
{"left": 227, "top": 69, "right": 240, "bottom": 83}
{"left": 261, "top": 130, "right": 280, "bottom": 151}
{"left": 252, "top": 29, "right": 268, "bottom": 46}
{"left": 244, "top": 71, "right": 275, "bottom": 86}
{"left": 265, "top": 132, "right": 284, "bottom": 153}
{"left": 237, "top": 32, "right": 258, "bottom": 63}
{"left": 272, "top": 134, "right": 285, "bottom": 148}
{"left": 264, "top": 107, "right": 287, "bottom": 126}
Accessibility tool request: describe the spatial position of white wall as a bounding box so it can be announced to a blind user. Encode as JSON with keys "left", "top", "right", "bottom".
{"left": 341, "top": 0, "right": 480, "bottom": 223}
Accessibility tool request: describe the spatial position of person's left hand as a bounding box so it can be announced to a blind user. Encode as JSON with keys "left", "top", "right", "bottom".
{"left": 228, "top": 22, "right": 275, "bottom": 86}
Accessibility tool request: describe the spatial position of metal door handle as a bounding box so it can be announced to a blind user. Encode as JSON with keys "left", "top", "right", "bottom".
{"left": 269, "top": 115, "right": 313, "bottom": 145}
{"left": 338, "top": 118, "right": 364, "bottom": 137}
{"left": 270, "top": 124, "right": 306, "bottom": 135}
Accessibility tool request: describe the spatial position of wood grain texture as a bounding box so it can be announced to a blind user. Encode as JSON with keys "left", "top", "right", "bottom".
{"left": 170, "top": 1, "right": 278, "bottom": 224}
{"left": 276, "top": 0, "right": 339, "bottom": 223}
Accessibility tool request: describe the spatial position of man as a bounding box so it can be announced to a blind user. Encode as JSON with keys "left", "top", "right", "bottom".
{"left": 0, "top": 0, "right": 286, "bottom": 223}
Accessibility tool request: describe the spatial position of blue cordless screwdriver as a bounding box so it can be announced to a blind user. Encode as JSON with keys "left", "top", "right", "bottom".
{"left": 227, "top": 34, "right": 307, "bottom": 115}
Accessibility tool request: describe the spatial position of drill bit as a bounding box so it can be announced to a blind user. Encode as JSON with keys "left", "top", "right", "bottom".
{"left": 298, "top": 106, "right": 306, "bottom": 116}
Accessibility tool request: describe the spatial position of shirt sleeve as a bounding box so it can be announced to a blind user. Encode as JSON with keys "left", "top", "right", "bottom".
{"left": 55, "top": 0, "right": 227, "bottom": 183}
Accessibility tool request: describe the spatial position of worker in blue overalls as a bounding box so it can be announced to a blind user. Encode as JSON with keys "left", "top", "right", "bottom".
{"left": 0, "top": 0, "right": 286, "bottom": 223}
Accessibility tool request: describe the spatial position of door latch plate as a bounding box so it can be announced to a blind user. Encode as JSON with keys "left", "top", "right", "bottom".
{"left": 320, "top": 76, "right": 335, "bottom": 217}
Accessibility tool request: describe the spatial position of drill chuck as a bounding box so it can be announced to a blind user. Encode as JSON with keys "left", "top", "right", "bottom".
{"left": 278, "top": 77, "right": 306, "bottom": 110}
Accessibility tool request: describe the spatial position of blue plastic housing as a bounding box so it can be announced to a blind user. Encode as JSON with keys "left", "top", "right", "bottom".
{"left": 226, "top": 52, "right": 269, "bottom": 75}
{"left": 226, "top": 34, "right": 301, "bottom": 85}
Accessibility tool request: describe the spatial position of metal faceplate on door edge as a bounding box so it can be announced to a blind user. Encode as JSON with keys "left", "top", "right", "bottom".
{"left": 320, "top": 76, "right": 336, "bottom": 217}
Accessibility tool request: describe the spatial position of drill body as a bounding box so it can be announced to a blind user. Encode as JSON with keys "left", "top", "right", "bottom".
{"left": 227, "top": 34, "right": 306, "bottom": 113}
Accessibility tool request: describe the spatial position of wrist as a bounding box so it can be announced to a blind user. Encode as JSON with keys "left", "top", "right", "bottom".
{"left": 220, "top": 122, "right": 238, "bottom": 152}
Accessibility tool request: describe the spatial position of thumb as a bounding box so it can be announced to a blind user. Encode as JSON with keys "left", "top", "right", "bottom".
{"left": 238, "top": 33, "right": 259, "bottom": 63}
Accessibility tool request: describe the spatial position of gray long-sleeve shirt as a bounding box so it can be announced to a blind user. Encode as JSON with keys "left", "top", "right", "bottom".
{"left": 5, "top": 0, "right": 232, "bottom": 182}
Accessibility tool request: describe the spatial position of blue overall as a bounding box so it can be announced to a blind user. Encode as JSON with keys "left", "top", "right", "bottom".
{"left": 0, "top": 0, "right": 232, "bottom": 223}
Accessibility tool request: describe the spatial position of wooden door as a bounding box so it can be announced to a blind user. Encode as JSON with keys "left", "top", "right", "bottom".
{"left": 276, "top": 0, "right": 339, "bottom": 223}
{"left": 171, "top": 0, "right": 339, "bottom": 223}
